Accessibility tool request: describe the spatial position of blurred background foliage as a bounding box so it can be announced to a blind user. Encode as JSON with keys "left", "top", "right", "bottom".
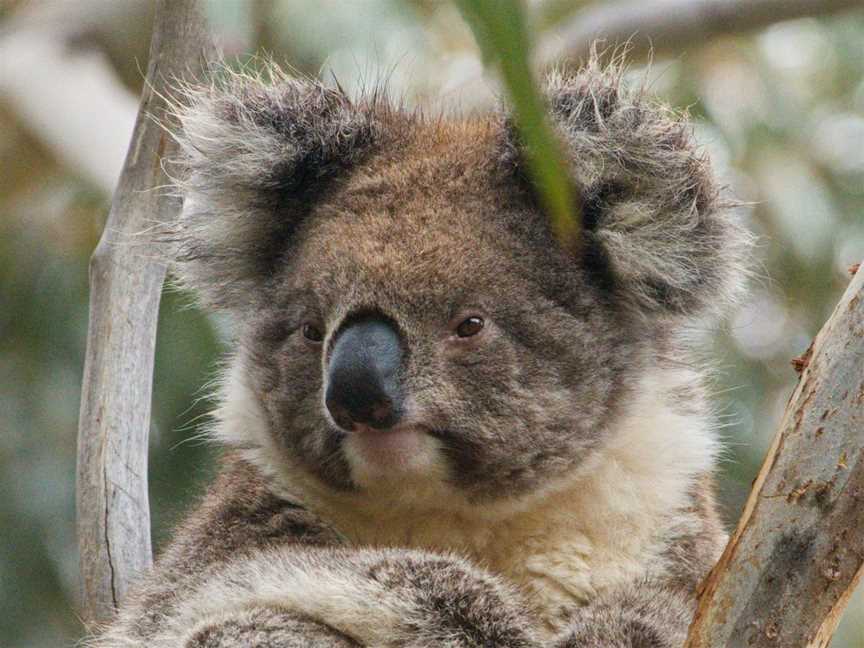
{"left": 1, "top": 1, "right": 862, "bottom": 646}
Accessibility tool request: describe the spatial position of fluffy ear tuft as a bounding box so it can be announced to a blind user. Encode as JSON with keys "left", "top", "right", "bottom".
{"left": 531, "top": 61, "right": 751, "bottom": 320}
{"left": 165, "top": 67, "right": 384, "bottom": 310}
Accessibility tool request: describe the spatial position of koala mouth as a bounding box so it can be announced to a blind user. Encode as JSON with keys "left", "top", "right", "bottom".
{"left": 341, "top": 424, "right": 445, "bottom": 482}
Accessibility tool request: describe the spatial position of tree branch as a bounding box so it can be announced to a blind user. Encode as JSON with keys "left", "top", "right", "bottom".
{"left": 538, "top": 0, "right": 864, "bottom": 65}
{"left": 75, "top": 0, "right": 214, "bottom": 627}
{"left": 686, "top": 262, "right": 864, "bottom": 648}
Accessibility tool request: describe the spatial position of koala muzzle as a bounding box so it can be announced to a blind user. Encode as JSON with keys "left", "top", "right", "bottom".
{"left": 325, "top": 316, "right": 404, "bottom": 431}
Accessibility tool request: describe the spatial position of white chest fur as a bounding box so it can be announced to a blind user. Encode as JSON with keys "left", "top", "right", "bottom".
{"left": 217, "top": 363, "right": 718, "bottom": 629}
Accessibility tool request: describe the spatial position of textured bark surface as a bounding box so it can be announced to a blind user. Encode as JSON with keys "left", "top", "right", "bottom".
{"left": 76, "top": 0, "right": 214, "bottom": 628}
{"left": 686, "top": 263, "right": 864, "bottom": 648}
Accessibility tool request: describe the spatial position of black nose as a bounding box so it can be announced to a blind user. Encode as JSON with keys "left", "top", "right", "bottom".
{"left": 325, "top": 315, "right": 404, "bottom": 430}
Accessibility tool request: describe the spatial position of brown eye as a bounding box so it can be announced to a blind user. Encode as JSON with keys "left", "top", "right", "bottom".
{"left": 455, "top": 316, "right": 484, "bottom": 338}
{"left": 302, "top": 323, "right": 324, "bottom": 343}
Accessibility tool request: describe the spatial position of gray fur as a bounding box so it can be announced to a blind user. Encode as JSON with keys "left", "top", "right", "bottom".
{"left": 186, "top": 608, "right": 360, "bottom": 647}
{"left": 555, "top": 582, "right": 697, "bottom": 648}
{"left": 91, "top": 59, "right": 751, "bottom": 647}
{"left": 88, "top": 461, "right": 537, "bottom": 648}
{"left": 167, "top": 68, "right": 386, "bottom": 310}
{"left": 523, "top": 60, "right": 748, "bottom": 319}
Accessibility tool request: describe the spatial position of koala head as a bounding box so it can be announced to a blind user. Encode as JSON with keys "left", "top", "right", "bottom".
{"left": 169, "top": 63, "right": 748, "bottom": 507}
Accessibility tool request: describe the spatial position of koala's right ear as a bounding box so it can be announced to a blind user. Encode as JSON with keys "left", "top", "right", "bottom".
{"left": 166, "top": 71, "right": 383, "bottom": 310}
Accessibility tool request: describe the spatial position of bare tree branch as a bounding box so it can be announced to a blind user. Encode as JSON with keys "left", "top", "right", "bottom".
{"left": 686, "top": 263, "right": 864, "bottom": 648}
{"left": 538, "top": 0, "right": 864, "bottom": 65}
{"left": 75, "top": 0, "right": 214, "bottom": 628}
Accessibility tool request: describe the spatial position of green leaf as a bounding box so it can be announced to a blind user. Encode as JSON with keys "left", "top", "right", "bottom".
{"left": 455, "top": 0, "right": 580, "bottom": 247}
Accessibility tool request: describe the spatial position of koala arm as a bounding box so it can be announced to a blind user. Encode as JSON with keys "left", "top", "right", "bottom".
{"left": 91, "top": 456, "right": 536, "bottom": 648}
{"left": 170, "top": 544, "right": 536, "bottom": 648}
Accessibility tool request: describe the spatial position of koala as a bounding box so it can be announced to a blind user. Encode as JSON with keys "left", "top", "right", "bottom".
{"left": 91, "top": 59, "right": 750, "bottom": 648}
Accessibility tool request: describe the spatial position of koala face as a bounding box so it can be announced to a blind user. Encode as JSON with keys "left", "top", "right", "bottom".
{"left": 239, "top": 127, "right": 639, "bottom": 501}
{"left": 170, "top": 64, "right": 748, "bottom": 505}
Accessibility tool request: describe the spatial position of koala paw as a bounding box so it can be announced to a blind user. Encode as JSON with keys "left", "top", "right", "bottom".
{"left": 362, "top": 551, "right": 538, "bottom": 648}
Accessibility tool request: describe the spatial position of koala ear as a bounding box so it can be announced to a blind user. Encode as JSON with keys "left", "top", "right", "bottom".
{"left": 536, "top": 63, "right": 750, "bottom": 320}
{"left": 166, "top": 69, "right": 383, "bottom": 310}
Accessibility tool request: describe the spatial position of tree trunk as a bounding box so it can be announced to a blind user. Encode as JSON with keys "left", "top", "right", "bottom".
{"left": 76, "top": 0, "right": 214, "bottom": 628}
{"left": 686, "top": 263, "right": 864, "bottom": 647}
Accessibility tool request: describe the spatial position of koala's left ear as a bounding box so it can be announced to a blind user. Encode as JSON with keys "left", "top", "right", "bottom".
{"left": 166, "top": 70, "right": 384, "bottom": 310}
{"left": 523, "top": 65, "right": 751, "bottom": 320}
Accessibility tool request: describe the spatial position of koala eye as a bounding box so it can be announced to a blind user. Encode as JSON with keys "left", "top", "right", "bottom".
{"left": 455, "top": 316, "right": 484, "bottom": 338}
{"left": 302, "top": 323, "right": 324, "bottom": 344}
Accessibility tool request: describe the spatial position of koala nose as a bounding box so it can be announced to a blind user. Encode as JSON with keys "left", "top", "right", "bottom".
{"left": 325, "top": 315, "right": 404, "bottom": 431}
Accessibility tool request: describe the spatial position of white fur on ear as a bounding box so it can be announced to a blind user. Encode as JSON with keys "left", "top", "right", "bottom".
{"left": 165, "top": 67, "right": 385, "bottom": 310}
{"left": 529, "top": 59, "right": 751, "bottom": 320}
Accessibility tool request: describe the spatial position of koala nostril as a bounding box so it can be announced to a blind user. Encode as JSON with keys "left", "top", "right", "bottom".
{"left": 324, "top": 315, "right": 404, "bottom": 431}
{"left": 369, "top": 401, "right": 394, "bottom": 426}
{"left": 325, "top": 399, "right": 356, "bottom": 431}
